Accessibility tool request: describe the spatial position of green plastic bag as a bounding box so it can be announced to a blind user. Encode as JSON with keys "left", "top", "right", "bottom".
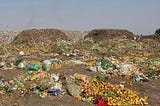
{"left": 50, "top": 59, "right": 61, "bottom": 64}
{"left": 27, "top": 64, "right": 41, "bottom": 71}
{"left": 101, "top": 57, "right": 109, "bottom": 70}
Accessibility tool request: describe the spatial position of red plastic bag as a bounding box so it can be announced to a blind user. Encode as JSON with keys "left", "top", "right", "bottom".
{"left": 95, "top": 97, "right": 108, "bottom": 106}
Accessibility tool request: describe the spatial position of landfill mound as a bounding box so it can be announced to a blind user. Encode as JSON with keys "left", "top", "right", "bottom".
{"left": 84, "top": 29, "right": 135, "bottom": 42}
{"left": 12, "top": 29, "right": 71, "bottom": 45}
{"left": 0, "top": 30, "right": 21, "bottom": 43}
{"left": 0, "top": 28, "right": 160, "bottom": 106}
{"left": 136, "top": 34, "right": 160, "bottom": 42}
{"left": 62, "top": 30, "right": 89, "bottom": 41}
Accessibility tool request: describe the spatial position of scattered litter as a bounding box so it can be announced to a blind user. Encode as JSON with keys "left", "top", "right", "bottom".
{"left": 135, "top": 76, "right": 143, "bottom": 82}
{"left": 68, "top": 60, "right": 86, "bottom": 65}
{"left": 74, "top": 74, "right": 148, "bottom": 105}
{"left": 19, "top": 51, "right": 25, "bottom": 56}
{"left": 27, "top": 64, "right": 41, "bottom": 71}
{"left": 42, "top": 60, "right": 52, "bottom": 71}
{"left": 1, "top": 28, "right": 160, "bottom": 105}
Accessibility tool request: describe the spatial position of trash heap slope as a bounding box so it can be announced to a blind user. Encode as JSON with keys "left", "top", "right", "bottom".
{"left": 84, "top": 29, "right": 135, "bottom": 42}
{"left": 62, "top": 30, "right": 89, "bottom": 41}
{"left": 12, "top": 29, "right": 71, "bottom": 45}
{"left": 0, "top": 30, "right": 21, "bottom": 43}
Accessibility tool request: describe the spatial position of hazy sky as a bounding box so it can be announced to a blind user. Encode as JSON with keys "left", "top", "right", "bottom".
{"left": 0, "top": 0, "right": 160, "bottom": 34}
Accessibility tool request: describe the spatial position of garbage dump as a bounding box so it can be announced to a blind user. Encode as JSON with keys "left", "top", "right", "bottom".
{"left": 0, "top": 28, "right": 160, "bottom": 105}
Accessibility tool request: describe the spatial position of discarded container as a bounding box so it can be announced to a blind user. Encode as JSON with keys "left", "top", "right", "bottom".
{"left": 135, "top": 76, "right": 143, "bottom": 82}
{"left": 52, "top": 74, "right": 59, "bottom": 82}
{"left": 17, "top": 61, "right": 28, "bottom": 69}
{"left": 42, "top": 60, "right": 51, "bottom": 71}
{"left": 27, "top": 64, "right": 41, "bottom": 71}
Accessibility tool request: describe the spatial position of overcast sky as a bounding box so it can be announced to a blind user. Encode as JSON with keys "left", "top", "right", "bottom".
{"left": 0, "top": 0, "right": 160, "bottom": 34}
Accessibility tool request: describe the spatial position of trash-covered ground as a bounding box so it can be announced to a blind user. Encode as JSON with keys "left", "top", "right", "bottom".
{"left": 0, "top": 29, "right": 160, "bottom": 106}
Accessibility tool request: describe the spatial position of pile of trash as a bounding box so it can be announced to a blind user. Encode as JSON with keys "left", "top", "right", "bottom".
{"left": 0, "top": 58, "right": 65, "bottom": 98}
{"left": 0, "top": 55, "right": 149, "bottom": 105}
{"left": 86, "top": 56, "right": 142, "bottom": 76}
{"left": 12, "top": 29, "right": 71, "bottom": 46}
{"left": 0, "top": 30, "right": 20, "bottom": 43}
{"left": 1, "top": 28, "right": 160, "bottom": 105}
{"left": 62, "top": 30, "right": 89, "bottom": 41}
{"left": 67, "top": 73, "right": 148, "bottom": 105}
{"left": 84, "top": 29, "right": 135, "bottom": 42}
{"left": 0, "top": 70, "right": 66, "bottom": 98}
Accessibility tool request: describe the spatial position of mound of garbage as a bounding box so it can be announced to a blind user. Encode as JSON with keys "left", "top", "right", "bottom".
{"left": 0, "top": 30, "right": 20, "bottom": 43}
{"left": 12, "top": 29, "right": 71, "bottom": 45}
{"left": 84, "top": 29, "right": 135, "bottom": 42}
{"left": 0, "top": 28, "right": 160, "bottom": 105}
{"left": 62, "top": 30, "right": 89, "bottom": 41}
{"left": 136, "top": 34, "right": 160, "bottom": 42}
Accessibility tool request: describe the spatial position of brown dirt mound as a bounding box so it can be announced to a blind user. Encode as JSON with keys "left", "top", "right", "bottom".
{"left": 12, "top": 29, "right": 71, "bottom": 45}
{"left": 84, "top": 29, "right": 135, "bottom": 42}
